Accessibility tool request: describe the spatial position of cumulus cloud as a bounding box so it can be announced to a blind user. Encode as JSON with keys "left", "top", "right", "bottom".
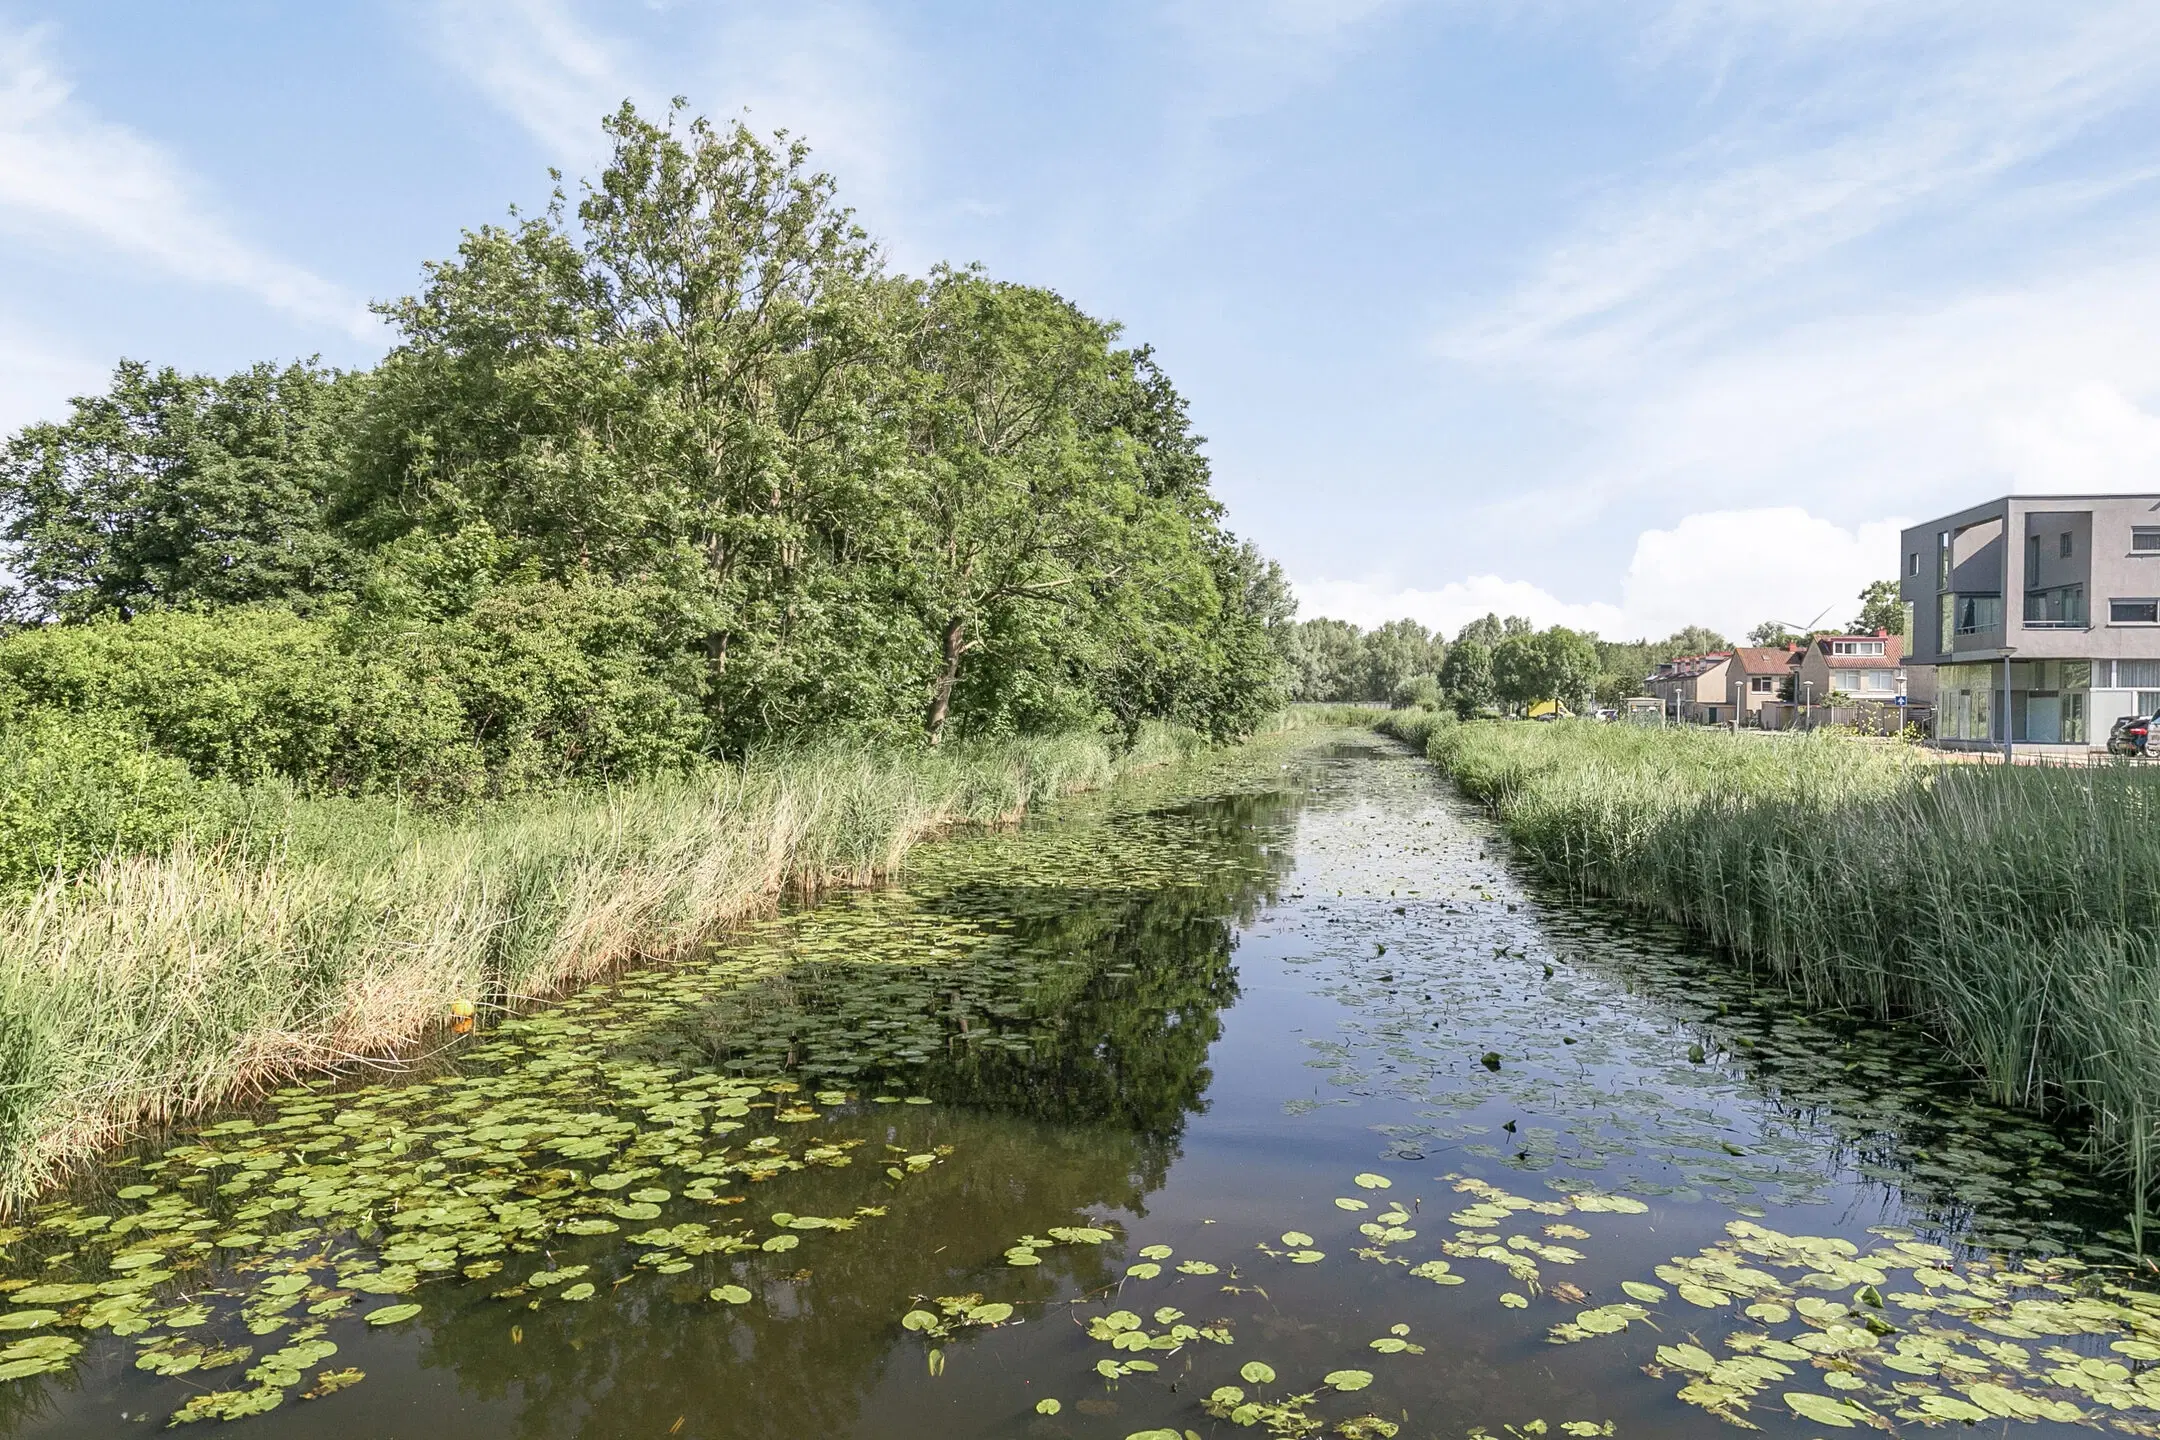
{"left": 0, "top": 25, "right": 375, "bottom": 338}
{"left": 1298, "top": 506, "right": 1905, "bottom": 642}
{"left": 1293, "top": 573, "right": 1626, "bottom": 639}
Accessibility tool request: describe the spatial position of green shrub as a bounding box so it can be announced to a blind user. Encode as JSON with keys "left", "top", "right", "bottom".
{"left": 0, "top": 606, "right": 479, "bottom": 794}
{"left": 0, "top": 708, "right": 206, "bottom": 892}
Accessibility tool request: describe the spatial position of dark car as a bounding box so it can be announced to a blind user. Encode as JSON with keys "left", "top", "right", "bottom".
{"left": 2108, "top": 713, "right": 2155, "bottom": 757}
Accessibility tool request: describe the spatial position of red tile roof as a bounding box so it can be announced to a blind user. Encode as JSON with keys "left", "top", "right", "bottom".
{"left": 1732, "top": 646, "right": 1801, "bottom": 675}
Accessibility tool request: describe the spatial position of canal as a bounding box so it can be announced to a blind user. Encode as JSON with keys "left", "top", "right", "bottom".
{"left": 2, "top": 730, "right": 2155, "bottom": 1437}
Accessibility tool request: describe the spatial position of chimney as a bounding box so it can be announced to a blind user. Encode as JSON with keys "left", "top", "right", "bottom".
{"left": 1874, "top": 627, "right": 1888, "bottom": 638}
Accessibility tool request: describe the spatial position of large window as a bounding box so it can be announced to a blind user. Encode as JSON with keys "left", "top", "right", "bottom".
{"left": 2134, "top": 527, "right": 2160, "bottom": 553}
{"left": 1750, "top": 675, "right": 1776, "bottom": 694}
{"left": 1858, "top": 670, "right": 1896, "bottom": 691}
{"left": 2118, "top": 660, "right": 2160, "bottom": 688}
{"left": 1829, "top": 639, "right": 1886, "bottom": 656}
{"left": 1937, "top": 663, "right": 1996, "bottom": 741}
{"left": 1953, "top": 595, "right": 2002, "bottom": 634}
{"left": 2024, "top": 585, "right": 2086, "bottom": 626}
{"left": 2111, "top": 598, "right": 2160, "bottom": 624}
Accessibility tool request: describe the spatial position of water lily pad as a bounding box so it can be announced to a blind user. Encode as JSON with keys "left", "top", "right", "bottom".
{"left": 1325, "top": 1369, "right": 1374, "bottom": 1391}
{"left": 1034, "top": 1398, "right": 1060, "bottom": 1415}
{"left": 1352, "top": 1173, "right": 1391, "bottom": 1189}
{"left": 1783, "top": 1392, "right": 1861, "bottom": 1427}
{"left": 558, "top": 1283, "right": 596, "bottom": 1301}
{"left": 1281, "top": 1231, "right": 1313, "bottom": 1247}
{"left": 1240, "top": 1361, "right": 1276, "bottom": 1385}
{"left": 712, "top": 1285, "right": 753, "bottom": 1305}
{"left": 364, "top": 1304, "right": 421, "bottom": 1326}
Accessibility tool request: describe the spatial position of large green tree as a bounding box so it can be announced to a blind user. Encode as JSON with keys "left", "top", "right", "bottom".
{"left": 1492, "top": 626, "right": 1599, "bottom": 713}
{"left": 0, "top": 360, "right": 361, "bottom": 623}
{"left": 1851, "top": 580, "right": 1905, "bottom": 637}
{"left": 1438, "top": 638, "right": 1494, "bottom": 717}
{"left": 349, "top": 102, "right": 915, "bottom": 746}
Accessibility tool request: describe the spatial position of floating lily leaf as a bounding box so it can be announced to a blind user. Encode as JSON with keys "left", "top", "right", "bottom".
{"left": 1325, "top": 1369, "right": 1374, "bottom": 1391}
{"left": 1351, "top": 1173, "right": 1391, "bottom": 1190}
{"left": 170, "top": 1386, "right": 284, "bottom": 1424}
{"left": 364, "top": 1303, "right": 421, "bottom": 1326}
{"left": 761, "top": 1235, "right": 800, "bottom": 1253}
{"left": 1620, "top": 1281, "right": 1665, "bottom": 1304}
{"left": 1138, "top": 1244, "right": 1173, "bottom": 1260}
{"left": 1125, "top": 1263, "right": 1161, "bottom": 1279}
{"left": 1783, "top": 1392, "right": 1863, "bottom": 1427}
{"left": 1240, "top": 1361, "right": 1276, "bottom": 1385}
{"left": 558, "top": 1283, "right": 596, "bottom": 1301}
{"left": 301, "top": 1367, "right": 365, "bottom": 1399}
{"left": 712, "top": 1286, "right": 753, "bottom": 1305}
{"left": 1034, "top": 1398, "right": 1061, "bottom": 1415}
{"left": 1280, "top": 1231, "right": 1313, "bottom": 1247}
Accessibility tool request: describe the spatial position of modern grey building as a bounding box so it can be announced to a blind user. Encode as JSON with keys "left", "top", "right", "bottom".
{"left": 1900, "top": 494, "right": 2160, "bottom": 749}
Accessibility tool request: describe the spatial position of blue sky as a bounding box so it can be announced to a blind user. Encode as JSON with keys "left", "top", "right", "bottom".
{"left": 7, "top": 3, "right": 2160, "bottom": 640}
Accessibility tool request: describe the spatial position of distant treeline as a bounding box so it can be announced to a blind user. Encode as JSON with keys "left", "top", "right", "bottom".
{"left": 1286, "top": 614, "right": 1728, "bottom": 714}
{"left": 0, "top": 102, "right": 1290, "bottom": 804}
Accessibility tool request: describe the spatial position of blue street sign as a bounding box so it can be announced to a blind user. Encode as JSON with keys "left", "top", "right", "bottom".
{"left": 1894, "top": 696, "right": 1908, "bottom": 706}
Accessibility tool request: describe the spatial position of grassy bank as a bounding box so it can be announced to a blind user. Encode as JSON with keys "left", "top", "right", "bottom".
{"left": 1382, "top": 712, "right": 2160, "bottom": 1230}
{"left": 0, "top": 726, "right": 1196, "bottom": 1207}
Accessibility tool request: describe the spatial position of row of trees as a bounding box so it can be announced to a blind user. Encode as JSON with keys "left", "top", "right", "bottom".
{"left": 0, "top": 104, "right": 1293, "bottom": 794}
{"left": 1286, "top": 613, "right": 1732, "bottom": 716}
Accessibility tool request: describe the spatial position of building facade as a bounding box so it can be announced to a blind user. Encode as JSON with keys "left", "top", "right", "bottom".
{"left": 1644, "top": 652, "right": 1734, "bottom": 725}
{"left": 1727, "top": 645, "right": 1798, "bottom": 721}
{"left": 1899, "top": 495, "right": 2160, "bottom": 748}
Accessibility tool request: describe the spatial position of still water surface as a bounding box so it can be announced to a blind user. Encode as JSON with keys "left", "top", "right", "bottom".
{"left": 4, "top": 732, "right": 2157, "bottom": 1438}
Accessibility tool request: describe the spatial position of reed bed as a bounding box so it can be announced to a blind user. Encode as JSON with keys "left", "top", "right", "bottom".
{"left": 1383, "top": 713, "right": 2160, "bottom": 1228}
{"left": 0, "top": 726, "right": 1189, "bottom": 1208}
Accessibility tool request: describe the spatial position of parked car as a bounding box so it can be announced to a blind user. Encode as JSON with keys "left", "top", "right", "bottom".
{"left": 2108, "top": 713, "right": 2155, "bottom": 757}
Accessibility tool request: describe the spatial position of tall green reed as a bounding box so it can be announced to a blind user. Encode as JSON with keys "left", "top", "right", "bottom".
{"left": 1390, "top": 715, "right": 2160, "bottom": 1228}
{"left": 0, "top": 725, "right": 1189, "bottom": 1208}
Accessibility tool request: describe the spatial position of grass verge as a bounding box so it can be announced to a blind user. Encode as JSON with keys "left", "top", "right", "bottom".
{"left": 0, "top": 725, "right": 1198, "bottom": 1208}
{"left": 1381, "top": 711, "right": 2160, "bottom": 1235}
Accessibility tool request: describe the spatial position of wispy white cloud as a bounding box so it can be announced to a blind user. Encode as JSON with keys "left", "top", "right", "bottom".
{"left": 430, "top": 0, "right": 637, "bottom": 166}
{"left": 0, "top": 313, "right": 105, "bottom": 438}
{"left": 1446, "top": 4, "right": 2160, "bottom": 372}
{"left": 0, "top": 24, "right": 375, "bottom": 339}
{"left": 426, "top": 0, "right": 916, "bottom": 253}
{"left": 1166, "top": 0, "right": 1411, "bottom": 118}
{"left": 1297, "top": 506, "right": 1904, "bottom": 641}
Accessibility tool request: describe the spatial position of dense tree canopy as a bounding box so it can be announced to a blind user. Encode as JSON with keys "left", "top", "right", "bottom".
{"left": 0, "top": 103, "right": 1290, "bottom": 790}
{"left": 1288, "top": 610, "right": 1726, "bottom": 716}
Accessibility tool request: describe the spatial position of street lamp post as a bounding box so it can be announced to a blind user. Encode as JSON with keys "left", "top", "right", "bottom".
{"left": 1802, "top": 680, "right": 1814, "bottom": 732}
